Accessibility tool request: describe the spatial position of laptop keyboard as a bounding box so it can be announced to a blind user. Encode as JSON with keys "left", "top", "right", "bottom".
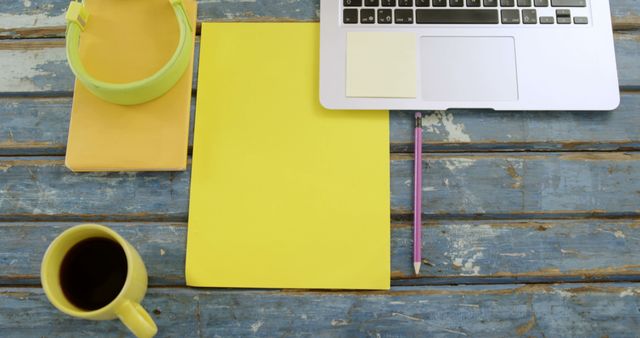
{"left": 343, "top": 0, "right": 589, "bottom": 25}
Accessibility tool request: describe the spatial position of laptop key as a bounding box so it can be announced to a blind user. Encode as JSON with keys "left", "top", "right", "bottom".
{"left": 534, "top": 0, "right": 548, "bottom": 6}
{"left": 540, "top": 16, "right": 554, "bottom": 23}
{"left": 573, "top": 16, "right": 588, "bottom": 24}
{"left": 433, "top": 0, "right": 447, "bottom": 6}
{"left": 522, "top": 9, "right": 537, "bottom": 23}
{"left": 557, "top": 16, "right": 571, "bottom": 24}
{"left": 484, "top": 0, "right": 498, "bottom": 7}
{"left": 416, "top": 9, "right": 499, "bottom": 23}
{"left": 501, "top": 0, "right": 515, "bottom": 7}
{"left": 517, "top": 0, "right": 531, "bottom": 6}
{"left": 501, "top": 9, "right": 520, "bottom": 23}
{"left": 382, "top": 0, "right": 396, "bottom": 5}
{"left": 378, "top": 9, "right": 393, "bottom": 23}
{"left": 395, "top": 9, "right": 414, "bottom": 23}
{"left": 399, "top": 0, "right": 413, "bottom": 6}
{"left": 343, "top": 9, "right": 358, "bottom": 23}
{"left": 551, "top": 0, "right": 585, "bottom": 7}
{"left": 467, "top": 0, "right": 481, "bottom": 7}
{"left": 416, "top": 0, "right": 430, "bottom": 6}
{"left": 361, "top": 9, "right": 375, "bottom": 23}
{"left": 344, "top": 0, "right": 363, "bottom": 6}
{"left": 450, "top": 0, "right": 464, "bottom": 6}
{"left": 556, "top": 9, "right": 570, "bottom": 16}
{"left": 365, "top": 0, "right": 379, "bottom": 6}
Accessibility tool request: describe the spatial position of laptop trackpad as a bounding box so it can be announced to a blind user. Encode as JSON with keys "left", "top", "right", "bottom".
{"left": 420, "top": 36, "right": 518, "bottom": 102}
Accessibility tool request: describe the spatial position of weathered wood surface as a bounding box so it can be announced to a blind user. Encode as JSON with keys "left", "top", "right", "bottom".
{"left": 0, "top": 98, "right": 197, "bottom": 156}
{"left": 392, "top": 94, "right": 640, "bottom": 152}
{"left": 2, "top": 284, "right": 640, "bottom": 337}
{"left": 2, "top": 220, "right": 640, "bottom": 286}
{"left": 1, "top": 0, "right": 639, "bottom": 335}
{"left": 392, "top": 152, "right": 640, "bottom": 218}
{"left": 2, "top": 94, "right": 640, "bottom": 156}
{"left": 1, "top": 33, "right": 639, "bottom": 95}
{"left": 1, "top": 153, "right": 639, "bottom": 221}
{"left": 0, "top": 0, "right": 638, "bottom": 37}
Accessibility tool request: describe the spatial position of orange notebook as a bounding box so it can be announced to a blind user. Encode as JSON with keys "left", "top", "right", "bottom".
{"left": 65, "top": 0, "right": 197, "bottom": 172}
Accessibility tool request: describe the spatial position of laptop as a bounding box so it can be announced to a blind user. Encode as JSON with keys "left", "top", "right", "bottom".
{"left": 319, "top": 0, "right": 620, "bottom": 111}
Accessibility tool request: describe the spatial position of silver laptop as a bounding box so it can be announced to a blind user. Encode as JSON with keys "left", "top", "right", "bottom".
{"left": 319, "top": 0, "right": 620, "bottom": 110}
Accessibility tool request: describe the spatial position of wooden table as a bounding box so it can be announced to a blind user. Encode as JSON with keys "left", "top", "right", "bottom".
{"left": 1, "top": 0, "right": 640, "bottom": 336}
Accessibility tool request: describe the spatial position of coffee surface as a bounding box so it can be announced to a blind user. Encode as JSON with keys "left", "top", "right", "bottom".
{"left": 60, "top": 237, "right": 128, "bottom": 311}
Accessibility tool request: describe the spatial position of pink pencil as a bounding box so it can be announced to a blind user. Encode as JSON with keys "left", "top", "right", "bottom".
{"left": 413, "top": 112, "right": 422, "bottom": 275}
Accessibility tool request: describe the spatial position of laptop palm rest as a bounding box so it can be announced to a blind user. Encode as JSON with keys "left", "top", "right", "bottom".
{"left": 420, "top": 36, "right": 519, "bottom": 102}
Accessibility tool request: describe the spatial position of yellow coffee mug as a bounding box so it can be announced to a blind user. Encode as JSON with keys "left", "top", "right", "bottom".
{"left": 41, "top": 224, "right": 157, "bottom": 338}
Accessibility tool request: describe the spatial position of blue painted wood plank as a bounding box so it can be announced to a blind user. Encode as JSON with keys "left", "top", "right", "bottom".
{"left": 0, "top": 0, "right": 637, "bottom": 38}
{"left": 394, "top": 152, "right": 640, "bottom": 218}
{"left": 0, "top": 1, "right": 637, "bottom": 335}
{"left": 611, "top": 0, "right": 640, "bottom": 30}
{"left": 2, "top": 284, "right": 640, "bottom": 337}
{"left": 0, "top": 98, "right": 72, "bottom": 155}
{"left": 0, "top": 157, "right": 190, "bottom": 221}
{"left": 0, "top": 222, "right": 186, "bottom": 286}
{"left": 2, "top": 94, "right": 640, "bottom": 156}
{"left": 0, "top": 97, "right": 197, "bottom": 156}
{"left": 393, "top": 220, "right": 640, "bottom": 280}
{"left": 0, "top": 0, "right": 320, "bottom": 39}
{"left": 1, "top": 153, "right": 640, "bottom": 220}
{"left": 0, "top": 32, "right": 638, "bottom": 95}
{"left": 390, "top": 93, "right": 640, "bottom": 152}
{"left": 2, "top": 220, "right": 640, "bottom": 286}
{"left": 615, "top": 32, "right": 640, "bottom": 90}
{"left": 0, "top": 39, "right": 200, "bottom": 95}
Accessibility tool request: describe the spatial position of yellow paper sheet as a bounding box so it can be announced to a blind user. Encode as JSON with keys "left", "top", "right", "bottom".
{"left": 65, "top": 0, "right": 197, "bottom": 172}
{"left": 346, "top": 32, "right": 417, "bottom": 98}
{"left": 186, "top": 23, "right": 390, "bottom": 290}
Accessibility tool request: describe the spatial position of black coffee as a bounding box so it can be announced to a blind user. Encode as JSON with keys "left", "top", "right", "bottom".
{"left": 60, "top": 237, "right": 128, "bottom": 311}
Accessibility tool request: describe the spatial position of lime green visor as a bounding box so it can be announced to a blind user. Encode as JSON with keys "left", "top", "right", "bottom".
{"left": 65, "top": 0, "right": 193, "bottom": 105}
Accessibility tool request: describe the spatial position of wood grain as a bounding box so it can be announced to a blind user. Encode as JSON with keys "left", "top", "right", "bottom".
{"left": 2, "top": 94, "right": 640, "bottom": 156}
{"left": 2, "top": 284, "right": 640, "bottom": 337}
{"left": 0, "top": 0, "right": 638, "bottom": 38}
{"left": 391, "top": 93, "right": 640, "bottom": 152}
{"left": 0, "top": 1, "right": 639, "bottom": 335}
{"left": 392, "top": 152, "right": 640, "bottom": 219}
{"left": 2, "top": 221, "right": 640, "bottom": 286}
{"left": 1, "top": 154, "right": 639, "bottom": 221}
{"left": 5, "top": 94, "right": 640, "bottom": 156}
{"left": 0, "top": 97, "right": 196, "bottom": 156}
{"left": 0, "top": 157, "right": 189, "bottom": 221}
{"left": 0, "top": 32, "right": 638, "bottom": 95}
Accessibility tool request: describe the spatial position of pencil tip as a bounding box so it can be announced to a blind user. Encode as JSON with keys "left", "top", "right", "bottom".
{"left": 413, "top": 262, "right": 421, "bottom": 275}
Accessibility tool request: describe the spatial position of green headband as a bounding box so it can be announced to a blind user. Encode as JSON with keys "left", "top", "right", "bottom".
{"left": 65, "top": 0, "right": 193, "bottom": 105}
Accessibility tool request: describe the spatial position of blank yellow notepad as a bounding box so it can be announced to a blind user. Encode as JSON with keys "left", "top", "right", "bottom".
{"left": 186, "top": 23, "right": 390, "bottom": 290}
{"left": 65, "top": 0, "right": 197, "bottom": 172}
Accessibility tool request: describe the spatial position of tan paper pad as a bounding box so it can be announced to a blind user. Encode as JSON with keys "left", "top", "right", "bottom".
{"left": 65, "top": 0, "right": 197, "bottom": 172}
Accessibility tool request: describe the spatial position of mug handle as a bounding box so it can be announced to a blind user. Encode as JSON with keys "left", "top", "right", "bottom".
{"left": 116, "top": 300, "right": 158, "bottom": 338}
